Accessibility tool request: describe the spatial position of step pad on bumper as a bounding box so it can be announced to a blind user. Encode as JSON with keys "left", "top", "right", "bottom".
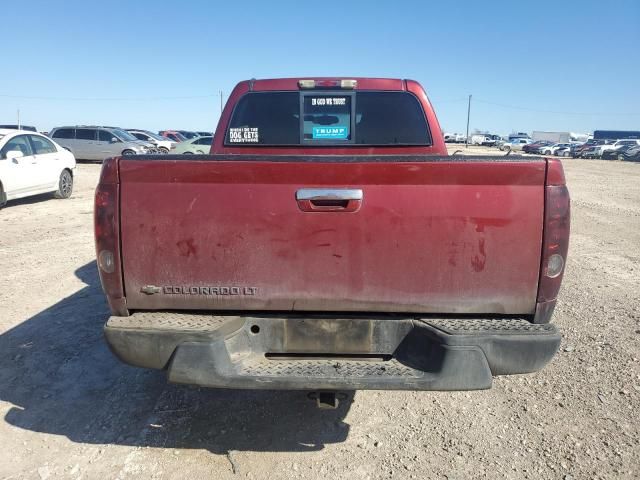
{"left": 107, "top": 311, "right": 234, "bottom": 331}
{"left": 240, "top": 358, "right": 423, "bottom": 379}
{"left": 424, "top": 317, "right": 555, "bottom": 335}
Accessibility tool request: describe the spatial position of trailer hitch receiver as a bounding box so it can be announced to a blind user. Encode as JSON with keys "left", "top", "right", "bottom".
{"left": 308, "top": 391, "right": 344, "bottom": 409}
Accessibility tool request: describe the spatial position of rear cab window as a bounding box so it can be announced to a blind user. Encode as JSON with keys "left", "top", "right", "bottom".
{"left": 225, "top": 91, "right": 431, "bottom": 147}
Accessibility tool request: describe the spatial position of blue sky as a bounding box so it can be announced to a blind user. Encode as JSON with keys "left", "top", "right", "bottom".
{"left": 1, "top": 0, "right": 639, "bottom": 135}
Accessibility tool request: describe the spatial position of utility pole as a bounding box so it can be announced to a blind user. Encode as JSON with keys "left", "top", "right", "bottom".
{"left": 220, "top": 91, "right": 224, "bottom": 114}
{"left": 465, "top": 94, "right": 471, "bottom": 148}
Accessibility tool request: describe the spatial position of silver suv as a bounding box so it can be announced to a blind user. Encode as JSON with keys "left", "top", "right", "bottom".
{"left": 49, "top": 126, "right": 157, "bottom": 161}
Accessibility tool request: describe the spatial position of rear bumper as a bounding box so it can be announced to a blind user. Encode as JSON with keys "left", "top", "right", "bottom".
{"left": 104, "top": 313, "right": 560, "bottom": 391}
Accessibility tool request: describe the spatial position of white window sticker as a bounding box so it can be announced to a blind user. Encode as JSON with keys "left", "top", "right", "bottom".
{"left": 311, "top": 97, "right": 347, "bottom": 106}
{"left": 229, "top": 127, "right": 259, "bottom": 143}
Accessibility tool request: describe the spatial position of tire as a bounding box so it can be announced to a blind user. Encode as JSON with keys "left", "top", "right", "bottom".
{"left": 0, "top": 182, "right": 6, "bottom": 209}
{"left": 183, "top": 151, "right": 194, "bottom": 155}
{"left": 159, "top": 147, "right": 169, "bottom": 154}
{"left": 618, "top": 154, "right": 625, "bottom": 161}
{"left": 563, "top": 151, "right": 570, "bottom": 157}
{"left": 54, "top": 169, "right": 73, "bottom": 199}
{"left": 122, "top": 149, "right": 136, "bottom": 156}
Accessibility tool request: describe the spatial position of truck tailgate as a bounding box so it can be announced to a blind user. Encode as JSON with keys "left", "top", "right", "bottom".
{"left": 118, "top": 156, "right": 546, "bottom": 314}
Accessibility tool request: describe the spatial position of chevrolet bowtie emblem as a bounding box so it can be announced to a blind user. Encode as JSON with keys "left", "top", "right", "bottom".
{"left": 141, "top": 285, "right": 161, "bottom": 295}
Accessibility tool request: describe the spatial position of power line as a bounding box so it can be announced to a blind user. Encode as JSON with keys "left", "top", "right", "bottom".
{"left": 431, "top": 97, "right": 468, "bottom": 104}
{"left": 473, "top": 99, "right": 640, "bottom": 116}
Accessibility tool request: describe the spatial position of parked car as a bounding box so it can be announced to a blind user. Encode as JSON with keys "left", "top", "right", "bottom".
{"left": 172, "top": 136, "right": 213, "bottom": 154}
{"left": 508, "top": 132, "right": 531, "bottom": 142}
{"left": 127, "top": 129, "right": 175, "bottom": 153}
{"left": 159, "top": 130, "right": 187, "bottom": 143}
{"left": 580, "top": 146, "right": 602, "bottom": 159}
{"left": 572, "top": 139, "right": 607, "bottom": 158}
{"left": 568, "top": 143, "right": 585, "bottom": 158}
{"left": 177, "top": 130, "right": 200, "bottom": 140}
{"left": 0, "top": 129, "right": 76, "bottom": 207}
{"left": 49, "top": 126, "right": 157, "bottom": 161}
{"left": 522, "top": 140, "right": 553, "bottom": 154}
{"left": 554, "top": 145, "right": 573, "bottom": 157}
{"left": 0, "top": 124, "right": 37, "bottom": 132}
{"left": 178, "top": 130, "right": 200, "bottom": 140}
{"left": 599, "top": 139, "right": 640, "bottom": 157}
{"left": 471, "top": 134, "right": 497, "bottom": 146}
{"left": 618, "top": 145, "right": 640, "bottom": 161}
{"left": 601, "top": 143, "right": 639, "bottom": 160}
{"left": 500, "top": 138, "right": 531, "bottom": 151}
{"left": 445, "top": 133, "right": 469, "bottom": 144}
{"left": 97, "top": 77, "right": 568, "bottom": 401}
{"left": 196, "top": 131, "right": 213, "bottom": 137}
{"left": 540, "top": 143, "right": 573, "bottom": 156}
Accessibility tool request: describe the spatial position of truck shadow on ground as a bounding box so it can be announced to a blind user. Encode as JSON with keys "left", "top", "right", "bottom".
{"left": 0, "top": 262, "right": 352, "bottom": 453}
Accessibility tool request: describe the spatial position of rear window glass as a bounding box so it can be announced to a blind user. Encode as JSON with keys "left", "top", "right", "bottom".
{"left": 355, "top": 92, "right": 430, "bottom": 145}
{"left": 227, "top": 92, "right": 299, "bottom": 145}
{"left": 225, "top": 91, "right": 431, "bottom": 146}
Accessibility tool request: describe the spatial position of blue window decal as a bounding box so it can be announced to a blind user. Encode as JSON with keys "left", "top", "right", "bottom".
{"left": 312, "top": 126, "right": 349, "bottom": 140}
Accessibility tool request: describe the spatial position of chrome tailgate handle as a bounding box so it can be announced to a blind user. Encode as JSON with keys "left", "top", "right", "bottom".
{"left": 296, "top": 188, "right": 363, "bottom": 212}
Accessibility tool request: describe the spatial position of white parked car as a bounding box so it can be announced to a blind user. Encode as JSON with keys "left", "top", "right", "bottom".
{"left": 500, "top": 138, "right": 531, "bottom": 151}
{"left": 599, "top": 139, "right": 640, "bottom": 156}
{"left": 540, "top": 143, "right": 573, "bottom": 155}
{"left": 172, "top": 136, "right": 213, "bottom": 154}
{"left": 471, "top": 134, "right": 497, "bottom": 146}
{"left": 0, "top": 129, "right": 76, "bottom": 208}
{"left": 126, "top": 129, "right": 175, "bottom": 153}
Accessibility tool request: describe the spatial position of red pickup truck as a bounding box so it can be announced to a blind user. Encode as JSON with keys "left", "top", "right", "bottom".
{"left": 95, "top": 78, "right": 569, "bottom": 397}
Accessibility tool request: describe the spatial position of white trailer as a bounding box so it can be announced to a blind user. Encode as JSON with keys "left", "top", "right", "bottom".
{"left": 532, "top": 131, "right": 571, "bottom": 143}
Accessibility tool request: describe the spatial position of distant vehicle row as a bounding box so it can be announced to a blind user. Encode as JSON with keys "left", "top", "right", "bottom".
{"left": 47, "top": 126, "right": 213, "bottom": 161}
{"left": 50, "top": 126, "right": 160, "bottom": 161}
{"left": 444, "top": 132, "right": 531, "bottom": 145}
{"left": 521, "top": 139, "right": 640, "bottom": 160}
{"left": 159, "top": 130, "right": 211, "bottom": 142}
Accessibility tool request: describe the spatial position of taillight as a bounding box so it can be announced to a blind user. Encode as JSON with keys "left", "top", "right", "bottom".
{"left": 537, "top": 160, "right": 570, "bottom": 306}
{"left": 94, "top": 157, "right": 128, "bottom": 316}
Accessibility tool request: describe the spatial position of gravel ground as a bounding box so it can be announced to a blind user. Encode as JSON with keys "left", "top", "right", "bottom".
{"left": 0, "top": 155, "right": 638, "bottom": 480}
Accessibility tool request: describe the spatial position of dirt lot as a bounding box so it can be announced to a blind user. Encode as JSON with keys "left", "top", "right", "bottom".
{"left": 1, "top": 154, "right": 638, "bottom": 479}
